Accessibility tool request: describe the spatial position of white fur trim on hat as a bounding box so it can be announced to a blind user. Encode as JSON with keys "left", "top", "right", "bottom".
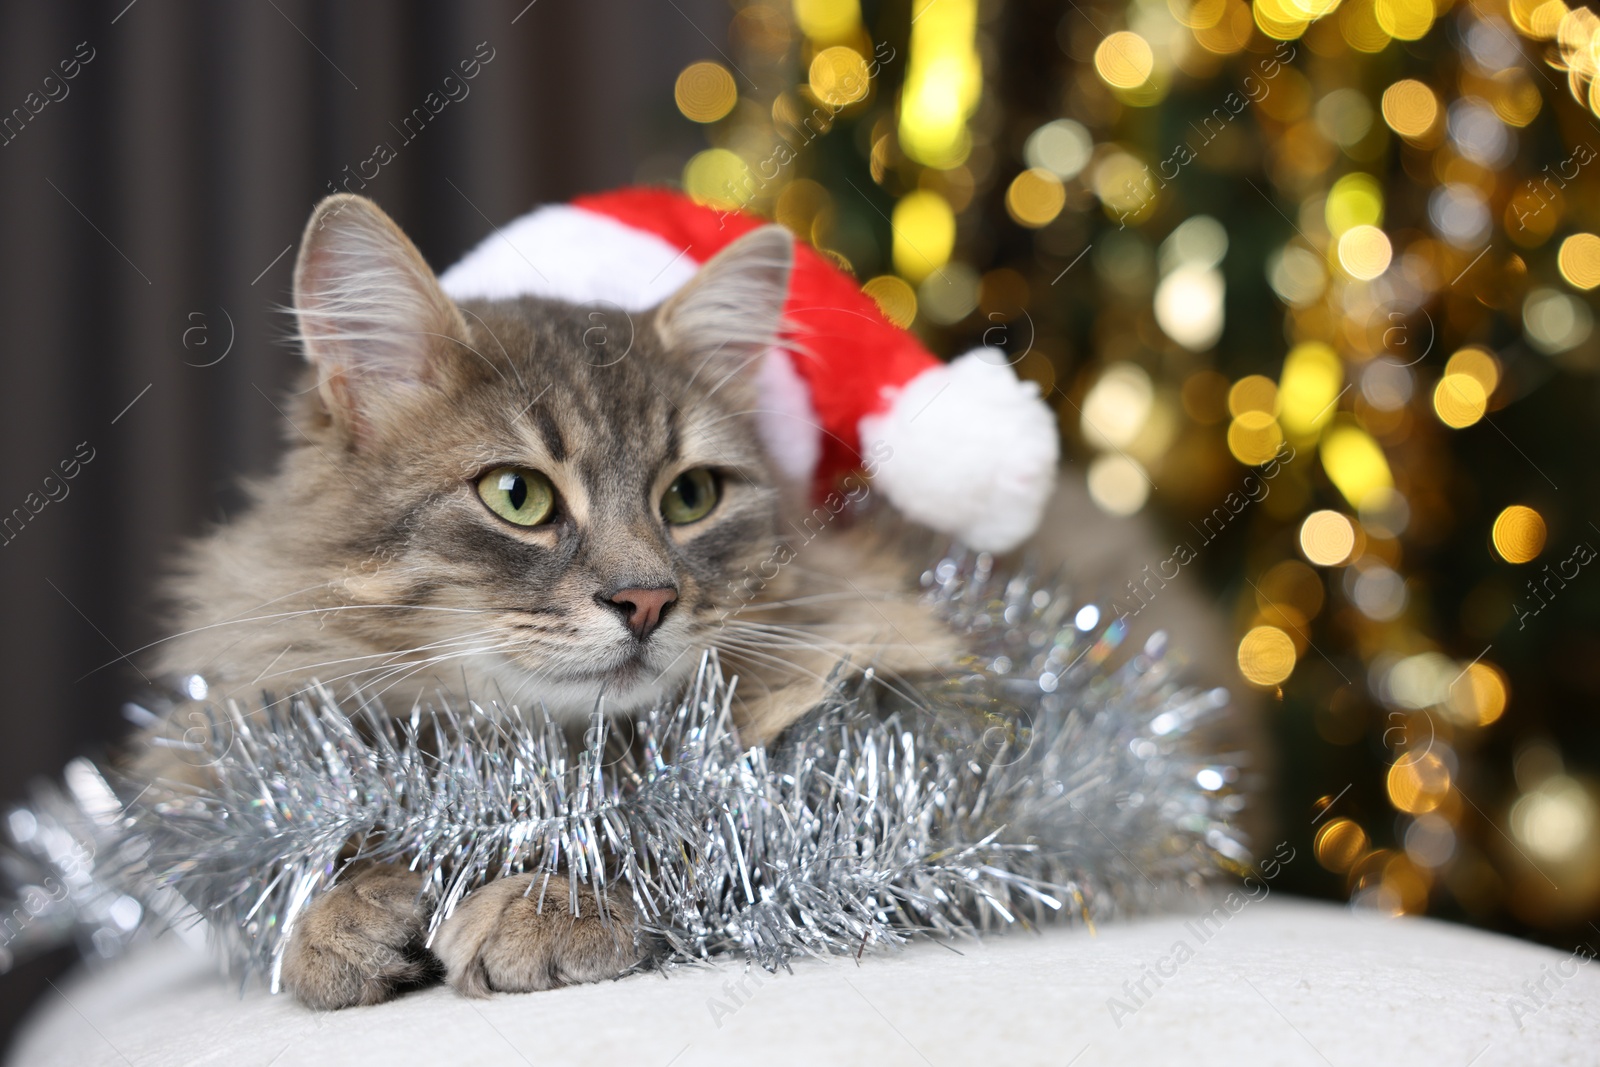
{"left": 438, "top": 205, "right": 699, "bottom": 309}
{"left": 857, "top": 350, "right": 1059, "bottom": 553}
{"left": 752, "top": 348, "right": 823, "bottom": 486}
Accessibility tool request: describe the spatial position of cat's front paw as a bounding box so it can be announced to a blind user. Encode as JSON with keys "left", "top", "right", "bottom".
{"left": 281, "top": 863, "right": 438, "bottom": 1010}
{"left": 433, "top": 873, "right": 642, "bottom": 997}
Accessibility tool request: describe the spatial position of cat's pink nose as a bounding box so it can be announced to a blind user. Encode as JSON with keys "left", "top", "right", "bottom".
{"left": 606, "top": 586, "right": 678, "bottom": 639}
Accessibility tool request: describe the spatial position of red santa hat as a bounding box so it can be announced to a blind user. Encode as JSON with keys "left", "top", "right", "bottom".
{"left": 438, "top": 187, "right": 1058, "bottom": 553}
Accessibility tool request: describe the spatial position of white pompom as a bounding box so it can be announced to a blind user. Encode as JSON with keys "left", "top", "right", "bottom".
{"left": 858, "top": 350, "right": 1059, "bottom": 553}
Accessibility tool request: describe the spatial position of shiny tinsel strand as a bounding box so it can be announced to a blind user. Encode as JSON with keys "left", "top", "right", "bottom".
{"left": 1, "top": 550, "right": 1251, "bottom": 989}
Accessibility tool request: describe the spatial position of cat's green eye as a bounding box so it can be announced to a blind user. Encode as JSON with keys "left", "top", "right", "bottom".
{"left": 476, "top": 467, "right": 555, "bottom": 527}
{"left": 661, "top": 468, "right": 719, "bottom": 525}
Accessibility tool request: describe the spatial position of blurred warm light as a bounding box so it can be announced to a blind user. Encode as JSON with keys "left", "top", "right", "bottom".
{"left": 917, "top": 263, "right": 979, "bottom": 325}
{"left": 900, "top": 0, "right": 980, "bottom": 168}
{"left": 1444, "top": 347, "right": 1500, "bottom": 397}
{"left": 1388, "top": 752, "right": 1451, "bottom": 815}
{"left": 1175, "top": 0, "right": 1229, "bottom": 28}
{"left": 1253, "top": 0, "right": 1312, "bottom": 40}
{"left": 1006, "top": 168, "right": 1067, "bottom": 228}
{"left": 1238, "top": 625, "right": 1297, "bottom": 686}
{"left": 1337, "top": 225, "right": 1393, "bottom": 279}
{"left": 1228, "top": 375, "right": 1279, "bottom": 417}
{"left": 1374, "top": 0, "right": 1434, "bottom": 40}
{"left": 1094, "top": 152, "right": 1159, "bottom": 224}
{"left": 1490, "top": 70, "right": 1543, "bottom": 127}
{"left": 1086, "top": 453, "right": 1151, "bottom": 515}
{"left": 1350, "top": 557, "right": 1407, "bottom": 620}
{"left": 1491, "top": 505, "right": 1546, "bottom": 563}
{"left": 1432, "top": 374, "right": 1487, "bottom": 429}
{"left": 1447, "top": 661, "right": 1509, "bottom": 727}
{"left": 1315, "top": 817, "right": 1369, "bottom": 873}
{"left": 1258, "top": 559, "right": 1326, "bottom": 617}
{"left": 809, "top": 46, "right": 871, "bottom": 108}
{"left": 1094, "top": 31, "right": 1155, "bottom": 89}
{"left": 1082, "top": 363, "right": 1154, "bottom": 449}
{"left": 1511, "top": 775, "right": 1596, "bottom": 863}
{"left": 1024, "top": 119, "right": 1093, "bottom": 181}
{"left": 1278, "top": 342, "right": 1342, "bottom": 437}
{"left": 1268, "top": 244, "right": 1328, "bottom": 306}
{"left": 682, "top": 148, "right": 751, "bottom": 208}
{"left": 1557, "top": 233, "right": 1600, "bottom": 290}
{"left": 1228, "top": 410, "right": 1285, "bottom": 465}
{"left": 1154, "top": 266, "right": 1226, "bottom": 350}
{"left": 1320, "top": 424, "right": 1393, "bottom": 508}
{"left": 1523, "top": 287, "right": 1594, "bottom": 354}
{"left": 1195, "top": 0, "right": 1256, "bottom": 52}
{"left": 1301, "top": 510, "right": 1357, "bottom": 565}
{"left": 862, "top": 275, "right": 917, "bottom": 328}
{"left": 891, "top": 191, "right": 956, "bottom": 282}
{"left": 1161, "top": 216, "right": 1229, "bottom": 273}
{"left": 1382, "top": 79, "right": 1439, "bottom": 138}
{"left": 792, "top": 0, "right": 862, "bottom": 42}
{"left": 1182, "top": 370, "right": 1230, "bottom": 424}
{"left": 1326, "top": 173, "right": 1384, "bottom": 236}
{"left": 1340, "top": 0, "right": 1392, "bottom": 51}
{"left": 674, "top": 62, "right": 738, "bottom": 123}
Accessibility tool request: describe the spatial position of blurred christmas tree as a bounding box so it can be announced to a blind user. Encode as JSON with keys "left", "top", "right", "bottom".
{"left": 658, "top": 0, "right": 1600, "bottom": 946}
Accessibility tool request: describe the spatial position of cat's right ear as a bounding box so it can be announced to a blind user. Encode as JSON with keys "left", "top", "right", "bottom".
{"left": 292, "top": 194, "right": 468, "bottom": 445}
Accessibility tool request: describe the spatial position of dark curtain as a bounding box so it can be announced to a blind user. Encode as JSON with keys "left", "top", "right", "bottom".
{"left": 0, "top": 0, "right": 724, "bottom": 1049}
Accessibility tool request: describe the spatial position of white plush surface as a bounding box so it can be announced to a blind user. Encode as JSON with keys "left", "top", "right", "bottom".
{"left": 859, "top": 349, "right": 1060, "bottom": 553}
{"left": 438, "top": 204, "right": 698, "bottom": 309}
{"left": 11, "top": 898, "right": 1596, "bottom": 1066}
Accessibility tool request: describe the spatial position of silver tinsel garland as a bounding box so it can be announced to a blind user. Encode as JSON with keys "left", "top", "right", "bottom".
{"left": 1, "top": 549, "right": 1251, "bottom": 991}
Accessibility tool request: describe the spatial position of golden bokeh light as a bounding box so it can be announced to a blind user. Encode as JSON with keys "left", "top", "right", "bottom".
{"left": 1238, "top": 624, "right": 1297, "bottom": 686}
{"left": 1337, "top": 224, "right": 1393, "bottom": 280}
{"left": 1228, "top": 374, "right": 1279, "bottom": 417}
{"left": 675, "top": 62, "right": 738, "bottom": 123}
{"left": 900, "top": 0, "right": 981, "bottom": 168}
{"left": 1094, "top": 31, "right": 1155, "bottom": 89}
{"left": 1432, "top": 374, "right": 1488, "bottom": 429}
{"left": 1254, "top": 0, "right": 1311, "bottom": 40}
{"left": 792, "top": 0, "right": 862, "bottom": 43}
{"left": 1374, "top": 0, "right": 1434, "bottom": 39}
{"left": 1340, "top": 0, "right": 1392, "bottom": 50}
{"left": 1005, "top": 168, "right": 1067, "bottom": 228}
{"left": 1557, "top": 233, "right": 1600, "bottom": 290}
{"left": 1381, "top": 79, "right": 1439, "bottom": 138}
{"left": 862, "top": 275, "right": 917, "bottom": 328}
{"left": 808, "top": 46, "right": 871, "bottom": 108}
{"left": 1278, "top": 342, "right": 1342, "bottom": 436}
{"left": 1445, "top": 347, "right": 1500, "bottom": 397}
{"left": 1325, "top": 173, "right": 1384, "bottom": 236}
{"left": 1300, "top": 509, "right": 1357, "bottom": 566}
{"left": 891, "top": 190, "right": 956, "bottom": 282}
{"left": 1228, "top": 410, "right": 1286, "bottom": 465}
{"left": 1320, "top": 424, "right": 1393, "bottom": 508}
{"left": 1315, "top": 817, "right": 1370, "bottom": 872}
{"left": 1195, "top": 0, "right": 1256, "bottom": 52}
{"left": 1174, "top": 0, "right": 1228, "bottom": 28}
{"left": 1492, "top": 505, "right": 1547, "bottom": 564}
{"left": 1388, "top": 752, "right": 1452, "bottom": 814}
{"left": 1447, "top": 661, "right": 1509, "bottom": 727}
{"left": 682, "top": 148, "right": 751, "bottom": 208}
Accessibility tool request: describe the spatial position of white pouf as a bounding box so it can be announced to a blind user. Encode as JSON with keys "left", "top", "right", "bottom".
{"left": 9, "top": 897, "right": 1597, "bottom": 1066}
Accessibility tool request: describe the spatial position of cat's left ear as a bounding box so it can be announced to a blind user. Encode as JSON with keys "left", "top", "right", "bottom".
{"left": 654, "top": 225, "right": 793, "bottom": 387}
{"left": 292, "top": 194, "right": 469, "bottom": 444}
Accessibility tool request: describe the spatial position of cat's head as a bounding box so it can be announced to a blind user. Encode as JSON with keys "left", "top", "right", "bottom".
{"left": 272, "top": 194, "right": 795, "bottom": 716}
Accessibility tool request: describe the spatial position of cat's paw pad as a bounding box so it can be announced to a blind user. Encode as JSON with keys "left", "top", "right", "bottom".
{"left": 281, "top": 864, "right": 438, "bottom": 1010}
{"left": 433, "top": 873, "right": 641, "bottom": 996}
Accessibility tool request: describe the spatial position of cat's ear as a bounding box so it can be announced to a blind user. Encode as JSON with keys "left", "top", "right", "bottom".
{"left": 654, "top": 225, "right": 793, "bottom": 386}
{"left": 292, "top": 194, "right": 468, "bottom": 443}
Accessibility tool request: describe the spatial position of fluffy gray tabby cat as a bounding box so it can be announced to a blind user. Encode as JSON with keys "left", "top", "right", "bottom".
{"left": 129, "top": 195, "right": 1235, "bottom": 1009}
